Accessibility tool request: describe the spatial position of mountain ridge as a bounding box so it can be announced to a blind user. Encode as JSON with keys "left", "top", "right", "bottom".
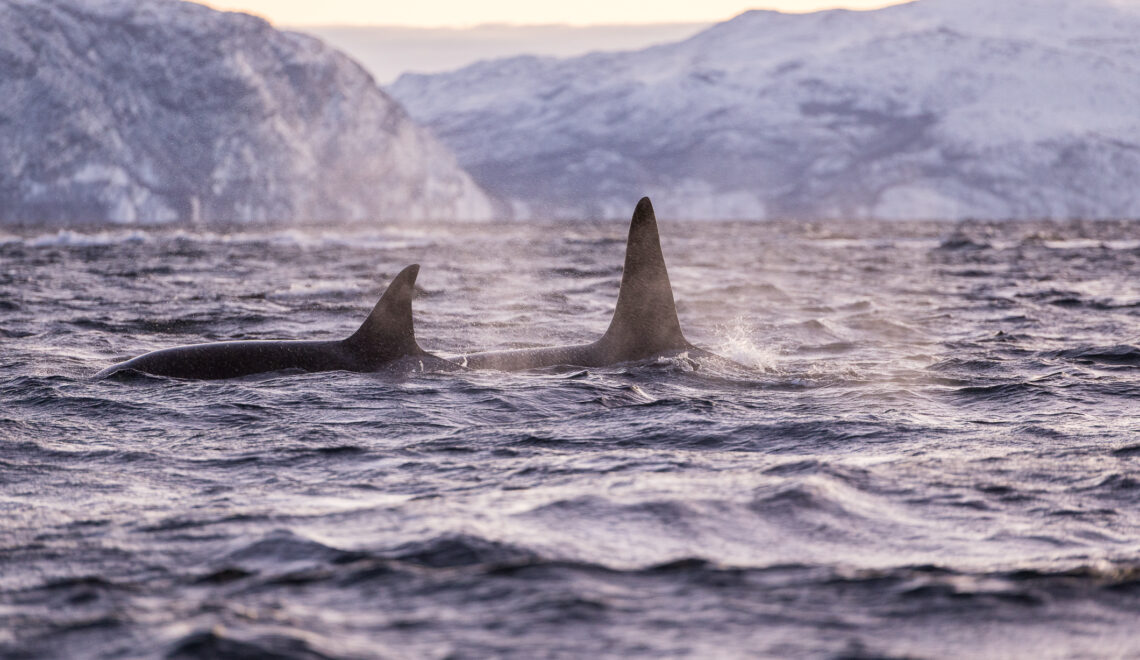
{"left": 388, "top": 0, "right": 1140, "bottom": 220}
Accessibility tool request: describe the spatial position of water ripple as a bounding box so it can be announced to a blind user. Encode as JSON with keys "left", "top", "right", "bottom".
{"left": 2, "top": 219, "right": 1140, "bottom": 657}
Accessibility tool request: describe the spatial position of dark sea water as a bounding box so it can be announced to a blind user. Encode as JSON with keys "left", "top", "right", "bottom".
{"left": 2, "top": 218, "right": 1140, "bottom": 659}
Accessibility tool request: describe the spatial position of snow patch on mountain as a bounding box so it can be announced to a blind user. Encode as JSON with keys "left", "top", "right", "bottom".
{"left": 0, "top": 0, "right": 495, "bottom": 225}
{"left": 389, "top": 0, "right": 1140, "bottom": 220}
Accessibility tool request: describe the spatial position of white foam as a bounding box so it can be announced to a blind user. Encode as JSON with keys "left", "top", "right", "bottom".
{"left": 25, "top": 229, "right": 150, "bottom": 247}
{"left": 270, "top": 279, "right": 363, "bottom": 299}
{"left": 712, "top": 318, "right": 778, "bottom": 371}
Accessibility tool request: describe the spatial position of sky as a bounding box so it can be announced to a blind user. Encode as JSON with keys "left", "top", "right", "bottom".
{"left": 305, "top": 24, "right": 717, "bottom": 83}
{"left": 200, "top": 0, "right": 907, "bottom": 27}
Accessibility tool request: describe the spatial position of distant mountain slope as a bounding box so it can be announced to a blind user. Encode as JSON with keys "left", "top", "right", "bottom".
{"left": 0, "top": 0, "right": 494, "bottom": 225}
{"left": 389, "top": 0, "right": 1140, "bottom": 220}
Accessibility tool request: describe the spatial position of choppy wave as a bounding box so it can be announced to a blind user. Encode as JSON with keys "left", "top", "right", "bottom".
{"left": 3, "top": 219, "right": 1140, "bottom": 658}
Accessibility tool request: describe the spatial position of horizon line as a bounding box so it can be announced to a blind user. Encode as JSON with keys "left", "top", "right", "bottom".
{"left": 285, "top": 20, "right": 717, "bottom": 30}
{"left": 201, "top": 1, "right": 910, "bottom": 30}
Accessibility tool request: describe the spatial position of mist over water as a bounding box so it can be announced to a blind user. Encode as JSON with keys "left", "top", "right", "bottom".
{"left": 2, "top": 218, "right": 1140, "bottom": 658}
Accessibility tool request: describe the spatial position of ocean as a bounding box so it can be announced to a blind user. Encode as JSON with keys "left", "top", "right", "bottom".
{"left": 2, "top": 218, "right": 1139, "bottom": 658}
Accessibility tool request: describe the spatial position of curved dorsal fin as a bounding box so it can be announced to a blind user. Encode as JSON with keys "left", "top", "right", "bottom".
{"left": 599, "top": 197, "right": 691, "bottom": 360}
{"left": 345, "top": 264, "right": 424, "bottom": 361}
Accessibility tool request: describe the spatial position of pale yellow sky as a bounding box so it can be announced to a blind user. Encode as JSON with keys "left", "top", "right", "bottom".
{"left": 200, "top": 0, "right": 907, "bottom": 27}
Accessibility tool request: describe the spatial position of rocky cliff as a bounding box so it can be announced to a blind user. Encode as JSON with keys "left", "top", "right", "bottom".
{"left": 0, "top": 0, "right": 495, "bottom": 224}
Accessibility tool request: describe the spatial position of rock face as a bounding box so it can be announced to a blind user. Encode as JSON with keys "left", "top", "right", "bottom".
{"left": 0, "top": 0, "right": 495, "bottom": 225}
{"left": 389, "top": 0, "right": 1140, "bottom": 220}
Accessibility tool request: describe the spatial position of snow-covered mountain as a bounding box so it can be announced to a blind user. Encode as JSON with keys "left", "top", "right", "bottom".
{"left": 0, "top": 0, "right": 495, "bottom": 225}
{"left": 389, "top": 0, "right": 1140, "bottom": 220}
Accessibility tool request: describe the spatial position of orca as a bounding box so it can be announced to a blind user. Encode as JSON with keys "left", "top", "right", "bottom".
{"left": 96, "top": 264, "right": 430, "bottom": 379}
{"left": 456, "top": 197, "right": 707, "bottom": 371}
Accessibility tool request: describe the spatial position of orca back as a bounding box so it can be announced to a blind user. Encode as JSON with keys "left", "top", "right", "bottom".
{"left": 597, "top": 197, "right": 692, "bottom": 361}
{"left": 344, "top": 264, "right": 426, "bottom": 365}
{"left": 96, "top": 264, "right": 427, "bottom": 379}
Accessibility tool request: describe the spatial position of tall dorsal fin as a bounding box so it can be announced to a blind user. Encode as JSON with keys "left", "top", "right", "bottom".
{"left": 599, "top": 197, "right": 691, "bottom": 360}
{"left": 345, "top": 264, "right": 424, "bottom": 361}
